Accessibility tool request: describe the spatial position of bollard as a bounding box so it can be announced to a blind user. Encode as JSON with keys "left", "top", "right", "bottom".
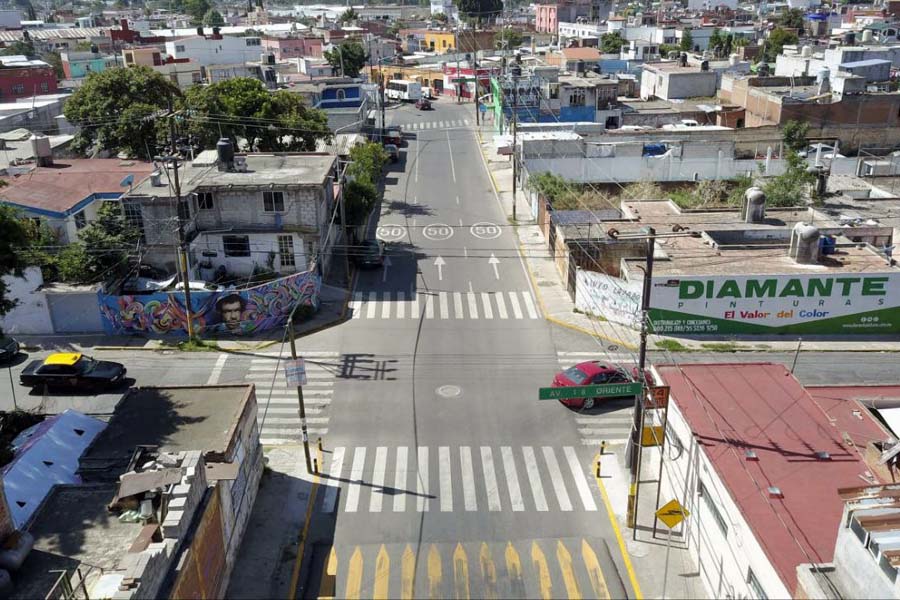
{"left": 600, "top": 440, "right": 608, "bottom": 455}
{"left": 317, "top": 437, "right": 323, "bottom": 451}
{"left": 313, "top": 458, "right": 319, "bottom": 474}
{"left": 596, "top": 459, "right": 602, "bottom": 478}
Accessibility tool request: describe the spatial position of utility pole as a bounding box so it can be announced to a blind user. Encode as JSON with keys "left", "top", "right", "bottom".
{"left": 167, "top": 107, "right": 196, "bottom": 339}
{"left": 287, "top": 318, "right": 313, "bottom": 473}
{"left": 474, "top": 19, "right": 480, "bottom": 126}
{"left": 455, "top": 25, "right": 462, "bottom": 103}
{"left": 627, "top": 226, "right": 656, "bottom": 529}
{"left": 511, "top": 65, "right": 520, "bottom": 222}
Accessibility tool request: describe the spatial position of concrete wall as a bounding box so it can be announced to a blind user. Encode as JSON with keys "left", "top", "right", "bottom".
{"left": 191, "top": 187, "right": 322, "bottom": 231}
{"left": 192, "top": 231, "right": 312, "bottom": 278}
{"left": 45, "top": 290, "right": 104, "bottom": 333}
{"left": 0, "top": 267, "right": 52, "bottom": 334}
{"left": 831, "top": 516, "right": 900, "bottom": 598}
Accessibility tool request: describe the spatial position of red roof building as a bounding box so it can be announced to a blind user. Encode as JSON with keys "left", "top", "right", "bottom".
{"left": 655, "top": 363, "right": 889, "bottom": 599}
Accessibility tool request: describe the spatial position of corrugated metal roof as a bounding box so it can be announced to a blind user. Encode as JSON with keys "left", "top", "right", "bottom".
{"left": 0, "top": 26, "right": 109, "bottom": 42}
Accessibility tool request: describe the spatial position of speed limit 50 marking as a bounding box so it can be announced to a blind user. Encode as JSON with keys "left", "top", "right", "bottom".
{"left": 377, "top": 225, "right": 407, "bottom": 241}
{"left": 423, "top": 223, "right": 454, "bottom": 241}
{"left": 470, "top": 222, "right": 502, "bottom": 240}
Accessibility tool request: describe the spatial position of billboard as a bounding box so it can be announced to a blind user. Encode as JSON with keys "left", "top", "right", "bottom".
{"left": 575, "top": 270, "right": 642, "bottom": 329}
{"left": 649, "top": 273, "right": 900, "bottom": 335}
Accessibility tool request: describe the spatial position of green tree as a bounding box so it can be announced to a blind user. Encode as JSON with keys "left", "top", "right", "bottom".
{"left": 455, "top": 0, "right": 502, "bottom": 24}
{"left": 41, "top": 50, "right": 64, "bottom": 78}
{"left": 778, "top": 8, "right": 805, "bottom": 30}
{"left": 762, "top": 151, "right": 815, "bottom": 207}
{"left": 2, "top": 40, "right": 35, "bottom": 57}
{"left": 347, "top": 141, "right": 388, "bottom": 184}
{"left": 387, "top": 20, "right": 406, "bottom": 37}
{"left": 183, "top": 0, "right": 211, "bottom": 24}
{"left": 600, "top": 31, "right": 627, "bottom": 53}
{"left": 764, "top": 27, "right": 799, "bottom": 63}
{"left": 72, "top": 202, "right": 141, "bottom": 284}
{"left": 495, "top": 28, "right": 523, "bottom": 50}
{"left": 202, "top": 8, "right": 224, "bottom": 26}
{"left": 324, "top": 40, "right": 368, "bottom": 78}
{"left": 183, "top": 77, "right": 331, "bottom": 152}
{"left": 339, "top": 7, "right": 359, "bottom": 23}
{"left": 782, "top": 119, "right": 809, "bottom": 153}
{"left": 527, "top": 172, "right": 571, "bottom": 205}
{"left": 433, "top": 12, "right": 448, "bottom": 23}
{"left": 63, "top": 66, "right": 179, "bottom": 159}
{"left": 708, "top": 28, "right": 724, "bottom": 57}
{"left": 343, "top": 179, "right": 378, "bottom": 229}
{"left": 0, "top": 206, "right": 29, "bottom": 328}
{"left": 679, "top": 29, "right": 693, "bottom": 52}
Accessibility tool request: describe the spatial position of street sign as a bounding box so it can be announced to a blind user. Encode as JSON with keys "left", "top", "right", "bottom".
{"left": 479, "top": 103, "right": 487, "bottom": 112}
{"left": 656, "top": 499, "right": 690, "bottom": 529}
{"left": 645, "top": 385, "right": 670, "bottom": 409}
{"left": 538, "top": 382, "right": 642, "bottom": 401}
{"left": 284, "top": 358, "right": 307, "bottom": 386}
{"left": 641, "top": 426, "right": 665, "bottom": 447}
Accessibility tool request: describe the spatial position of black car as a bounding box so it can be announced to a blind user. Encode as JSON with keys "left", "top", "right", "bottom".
{"left": 352, "top": 240, "right": 385, "bottom": 269}
{"left": 19, "top": 353, "right": 127, "bottom": 391}
{"left": 0, "top": 336, "right": 18, "bottom": 362}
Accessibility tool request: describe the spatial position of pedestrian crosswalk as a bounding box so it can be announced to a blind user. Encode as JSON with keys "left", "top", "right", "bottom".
{"left": 320, "top": 444, "right": 598, "bottom": 515}
{"left": 350, "top": 290, "right": 540, "bottom": 321}
{"left": 404, "top": 118, "right": 472, "bottom": 131}
{"left": 246, "top": 350, "right": 339, "bottom": 445}
{"left": 557, "top": 351, "right": 636, "bottom": 448}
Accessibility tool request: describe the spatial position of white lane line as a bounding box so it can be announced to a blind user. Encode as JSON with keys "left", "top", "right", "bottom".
{"left": 447, "top": 129, "right": 456, "bottom": 182}
{"left": 501, "top": 446, "right": 525, "bottom": 512}
{"left": 322, "top": 447, "right": 345, "bottom": 513}
{"left": 453, "top": 292, "right": 464, "bottom": 319}
{"left": 417, "top": 446, "right": 429, "bottom": 512}
{"left": 508, "top": 291, "right": 523, "bottom": 319}
{"left": 456, "top": 195, "right": 460, "bottom": 205}
{"left": 370, "top": 446, "right": 388, "bottom": 513}
{"left": 481, "top": 292, "right": 494, "bottom": 319}
{"left": 460, "top": 446, "right": 477, "bottom": 511}
{"left": 206, "top": 353, "right": 228, "bottom": 385}
{"left": 425, "top": 293, "right": 434, "bottom": 319}
{"left": 542, "top": 446, "right": 573, "bottom": 512}
{"left": 415, "top": 136, "right": 420, "bottom": 183}
{"left": 467, "top": 293, "right": 479, "bottom": 319}
{"left": 464, "top": 246, "right": 468, "bottom": 258}
{"left": 439, "top": 446, "right": 453, "bottom": 512}
{"left": 381, "top": 292, "right": 392, "bottom": 319}
{"left": 522, "top": 292, "right": 539, "bottom": 319}
{"left": 394, "top": 446, "right": 408, "bottom": 512}
{"left": 564, "top": 446, "right": 598, "bottom": 511}
{"left": 351, "top": 292, "right": 363, "bottom": 319}
{"left": 481, "top": 447, "right": 502, "bottom": 512}
{"left": 366, "top": 292, "right": 377, "bottom": 319}
{"left": 411, "top": 292, "right": 420, "bottom": 318}
{"left": 344, "top": 447, "right": 367, "bottom": 513}
{"left": 397, "top": 291, "right": 406, "bottom": 319}
{"left": 439, "top": 292, "right": 449, "bottom": 319}
{"left": 495, "top": 292, "right": 508, "bottom": 319}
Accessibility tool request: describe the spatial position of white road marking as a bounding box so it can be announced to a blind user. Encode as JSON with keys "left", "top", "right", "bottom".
{"left": 522, "top": 292, "right": 539, "bottom": 319}
{"left": 456, "top": 195, "right": 460, "bottom": 205}
{"left": 381, "top": 292, "right": 392, "bottom": 319}
{"left": 453, "top": 292, "right": 464, "bottom": 319}
{"left": 366, "top": 292, "right": 377, "bottom": 318}
{"left": 460, "top": 446, "right": 477, "bottom": 511}
{"left": 344, "top": 447, "right": 367, "bottom": 513}
{"left": 417, "top": 446, "right": 429, "bottom": 512}
{"left": 495, "top": 293, "right": 508, "bottom": 319}
{"left": 481, "top": 293, "right": 494, "bottom": 319}
{"left": 394, "top": 446, "right": 408, "bottom": 512}
{"left": 370, "top": 446, "right": 388, "bottom": 513}
{"left": 425, "top": 293, "right": 434, "bottom": 319}
{"left": 564, "top": 446, "right": 598, "bottom": 511}
{"left": 206, "top": 353, "right": 228, "bottom": 385}
{"left": 411, "top": 292, "right": 420, "bottom": 318}
{"left": 542, "top": 447, "right": 573, "bottom": 512}
{"left": 322, "top": 447, "right": 345, "bottom": 513}
{"left": 439, "top": 446, "right": 453, "bottom": 512}
{"left": 397, "top": 291, "right": 406, "bottom": 319}
{"left": 467, "top": 293, "right": 479, "bottom": 319}
{"left": 481, "top": 447, "right": 502, "bottom": 511}
{"left": 508, "top": 291, "right": 523, "bottom": 319}
{"left": 439, "top": 292, "right": 449, "bottom": 319}
{"left": 501, "top": 446, "right": 525, "bottom": 512}
{"left": 351, "top": 292, "right": 363, "bottom": 319}
{"left": 447, "top": 129, "right": 456, "bottom": 182}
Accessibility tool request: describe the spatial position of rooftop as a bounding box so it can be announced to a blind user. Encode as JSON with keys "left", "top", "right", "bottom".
{"left": 657, "top": 363, "right": 887, "bottom": 592}
{"left": 0, "top": 159, "right": 155, "bottom": 216}
{"left": 561, "top": 47, "right": 602, "bottom": 61}
{"left": 642, "top": 61, "right": 715, "bottom": 75}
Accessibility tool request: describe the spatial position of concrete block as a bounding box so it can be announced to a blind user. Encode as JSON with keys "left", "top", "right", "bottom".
{"left": 172, "top": 483, "right": 191, "bottom": 497}
{"left": 168, "top": 496, "right": 186, "bottom": 510}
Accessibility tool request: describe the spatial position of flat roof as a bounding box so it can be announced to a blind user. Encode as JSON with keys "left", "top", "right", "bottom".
{"left": 840, "top": 58, "right": 892, "bottom": 68}
{"left": 657, "top": 363, "right": 886, "bottom": 592}
{"left": 642, "top": 61, "right": 716, "bottom": 75}
{"left": 807, "top": 385, "right": 900, "bottom": 444}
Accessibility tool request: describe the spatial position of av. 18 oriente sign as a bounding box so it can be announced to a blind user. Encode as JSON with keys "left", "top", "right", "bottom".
{"left": 648, "top": 273, "right": 900, "bottom": 334}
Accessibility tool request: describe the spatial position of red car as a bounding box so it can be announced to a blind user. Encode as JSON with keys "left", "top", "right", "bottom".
{"left": 552, "top": 361, "right": 638, "bottom": 409}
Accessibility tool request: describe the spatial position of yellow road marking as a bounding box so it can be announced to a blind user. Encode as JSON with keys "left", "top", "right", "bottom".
{"left": 318, "top": 547, "right": 337, "bottom": 599}
{"left": 287, "top": 447, "right": 323, "bottom": 600}
{"left": 531, "top": 541, "right": 553, "bottom": 600}
{"left": 581, "top": 539, "right": 610, "bottom": 599}
{"left": 453, "top": 543, "right": 470, "bottom": 600}
{"left": 401, "top": 545, "right": 415, "bottom": 600}
{"left": 556, "top": 541, "right": 582, "bottom": 600}
{"left": 374, "top": 544, "right": 390, "bottom": 599}
{"left": 593, "top": 453, "right": 644, "bottom": 599}
{"left": 479, "top": 542, "right": 498, "bottom": 600}
{"left": 505, "top": 542, "right": 525, "bottom": 596}
{"left": 428, "top": 544, "right": 443, "bottom": 599}
{"left": 346, "top": 547, "right": 363, "bottom": 600}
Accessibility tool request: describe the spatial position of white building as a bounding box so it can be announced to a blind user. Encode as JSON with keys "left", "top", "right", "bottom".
{"left": 430, "top": 0, "right": 456, "bottom": 18}
{"left": 165, "top": 35, "right": 265, "bottom": 68}
{"left": 687, "top": 0, "right": 738, "bottom": 8}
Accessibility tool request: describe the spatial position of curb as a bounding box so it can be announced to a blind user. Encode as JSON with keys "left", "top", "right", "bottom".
{"left": 593, "top": 452, "right": 643, "bottom": 600}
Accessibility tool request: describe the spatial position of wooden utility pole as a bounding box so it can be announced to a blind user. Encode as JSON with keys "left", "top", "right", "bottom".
{"left": 167, "top": 107, "right": 196, "bottom": 339}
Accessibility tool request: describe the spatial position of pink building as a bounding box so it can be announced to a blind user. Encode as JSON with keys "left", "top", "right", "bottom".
{"left": 261, "top": 36, "right": 324, "bottom": 60}
{"left": 535, "top": 5, "right": 559, "bottom": 34}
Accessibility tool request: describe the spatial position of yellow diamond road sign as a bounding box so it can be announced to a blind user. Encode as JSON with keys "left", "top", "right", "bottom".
{"left": 656, "top": 499, "right": 690, "bottom": 529}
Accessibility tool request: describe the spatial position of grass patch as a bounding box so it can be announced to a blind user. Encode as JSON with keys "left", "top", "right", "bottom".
{"left": 170, "top": 338, "right": 220, "bottom": 352}
{"left": 655, "top": 339, "right": 688, "bottom": 352}
{"left": 700, "top": 341, "right": 739, "bottom": 352}
{"left": 755, "top": 344, "right": 771, "bottom": 349}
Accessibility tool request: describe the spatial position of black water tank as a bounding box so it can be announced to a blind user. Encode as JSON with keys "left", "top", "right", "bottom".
{"left": 197, "top": 26, "right": 204, "bottom": 37}
{"left": 217, "top": 138, "right": 234, "bottom": 171}
{"left": 700, "top": 60, "right": 709, "bottom": 71}
{"left": 679, "top": 52, "right": 688, "bottom": 67}
{"left": 844, "top": 31, "right": 856, "bottom": 46}
{"left": 576, "top": 59, "right": 585, "bottom": 75}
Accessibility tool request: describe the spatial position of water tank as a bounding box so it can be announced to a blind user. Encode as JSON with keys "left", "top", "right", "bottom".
{"left": 216, "top": 138, "right": 235, "bottom": 172}
{"left": 758, "top": 61, "right": 770, "bottom": 76}
{"left": 150, "top": 171, "right": 163, "bottom": 187}
{"left": 30, "top": 134, "right": 52, "bottom": 167}
{"left": 679, "top": 53, "right": 688, "bottom": 67}
{"left": 741, "top": 187, "right": 766, "bottom": 223}
{"left": 816, "top": 66, "right": 831, "bottom": 84}
{"left": 790, "top": 223, "right": 821, "bottom": 264}
{"left": 700, "top": 60, "right": 709, "bottom": 71}
{"left": 729, "top": 53, "right": 739, "bottom": 66}
{"left": 801, "top": 45, "right": 813, "bottom": 58}
{"left": 844, "top": 31, "right": 856, "bottom": 46}
{"left": 196, "top": 26, "right": 204, "bottom": 37}
{"left": 90, "top": 43, "right": 98, "bottom": 54}
{"left": 576, "top": 59, "right": 585, "bottom": 75}
{"left": 862, "top": 29, "right": 874, "bottom": 43}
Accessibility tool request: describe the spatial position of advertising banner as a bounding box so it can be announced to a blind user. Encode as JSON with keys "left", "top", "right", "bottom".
{"left": 649, "top": 273, "right": 900, "bottom": 335}
{"left": 575, "top": 270, "right": 642, "bottom": 329}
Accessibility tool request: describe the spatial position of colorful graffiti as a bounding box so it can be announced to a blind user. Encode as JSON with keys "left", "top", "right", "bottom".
{"left": 98, "top": 269, "right": 321, "bottom": 335}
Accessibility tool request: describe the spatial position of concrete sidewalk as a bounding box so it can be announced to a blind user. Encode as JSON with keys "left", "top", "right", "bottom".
{"left": 475, "top": 124, "right": 900, "bottom": 354}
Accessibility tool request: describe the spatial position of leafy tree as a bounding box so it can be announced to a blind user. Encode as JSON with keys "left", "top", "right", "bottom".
{"left": 0, "top": 206, "right": 29, "bottom": 328}
{"left": 679, "top": 29, "right": 693, "bottom": 52}
{"left": 202, "top": 8, "right": 224, "bottom": 26}
{"left": 762, "top": 151, "right": 815, "bottom": 207}
{"left": 600, "top": 31, "right": 627, "bottom": 54}
{"left": 183, "top": 77, "right": 331, "bottom": 152}
{"left": 69, "top": 201, "right": 142, "bottom": 284}
{"left": 339, "top": 7, "right": 359, "bottom": 23}
{"left": 782, "top": 119, "right": 809, "bottom": 153}
{"left": 324, "top": 40, "right": 368, "bottom": 78}
{"left": 41, "top": 50, "right": 64, "bottom": 78}
{"left": 347, "top": 141, "right": 388, "bottom": 184}
{"left": 527, "top": 172, "right": 571, "bottom": 205}
{"left": 387, "top": 20, "right": 406, "bottom": 37}
{"left": 2, "top": 40, "right": 35, "bottom": 57}
{"left": 495, "top": 28, "right": 523, "bottom": 49}
{"left": 343, "top": 179, "right": 378, "bottom": 228}
{"left": 63, "top": 66, "right": 179, "bottom": 159}
{"left": 659, "top": 43, "right": 679, "bottom": 58}
{"left": 183, "top": 0, "right": 211, "bottom": 24}
{"left": 764, "top": 27, "right": 799, "bottom": 63}
{"left": 456, "top": 0, "right": 502, "bottom": 24}
{"left": 778, "top": 8, "right": 805, "bottom": 30}
{"left": 433, "top": 12, "right": 448, "bottom": 23}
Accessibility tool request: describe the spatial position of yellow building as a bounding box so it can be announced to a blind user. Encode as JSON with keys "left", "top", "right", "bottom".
{"left": 370, "top": 64, "right": 446, "bottom": 94}
{"left": 424, "top": 31, "right": 457, "bottom": 53}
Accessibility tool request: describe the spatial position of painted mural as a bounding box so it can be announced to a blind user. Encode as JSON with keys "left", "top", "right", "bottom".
{"left": 98, "top": 269, "right": 321, "bottom": 335}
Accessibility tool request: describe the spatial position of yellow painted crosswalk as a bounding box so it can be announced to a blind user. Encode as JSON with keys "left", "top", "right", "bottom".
{"left": 311, "top": 539, "right": 619, "bottom": 600}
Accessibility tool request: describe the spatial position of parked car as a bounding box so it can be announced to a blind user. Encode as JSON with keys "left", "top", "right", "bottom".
{"left": 416, "top": 98, "right": 432, "bottom": 110}
{"left": 19, "top": 353, "right": 127, "bottom": 391}
{"left": 383, "top": 129, "right": 403, "bottom": 146}
{"left": 0, "top": 336, "right": 19, "bottom": 363}
{"left": 384, "top": 144, "right": 400, "bottom": 163}
{"left": 351, "top": 240, "right": 385, "bottom": 269}
{"left": 551, "top": 361, "right": 640, "bottom": 409}
{"left": 799, "top": 143, "right": 844, "bottom": 159}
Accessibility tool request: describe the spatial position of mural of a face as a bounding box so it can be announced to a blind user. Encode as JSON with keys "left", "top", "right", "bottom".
{"left": 216, "top": 294, "right": 245, "bottom": 332}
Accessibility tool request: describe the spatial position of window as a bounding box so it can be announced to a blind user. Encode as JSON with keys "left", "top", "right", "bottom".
{"left": 196, "top": 191, "right": 214, "bottom": 210}
{"left": 278, "top": 235, "right": 295, "bottom": 267}
{"left": 698, "top": 480, "right": 729, "bottom": 537}
{"left": 263, "top": 191, "right": 285, "bottom": 212}
{"left": 124, "top": 52, "right": 134, "bottom": 65}
{"left": 879, "top": 552, "right": 899, "bottom": 584}
{"left": 177, "top": 199, "right": 190, "bottom": 222}
{"left": 568, "top": 89, "right": 585, "bottom": 106}
{"left": 850, "top": 516, "right": 868, "bottom": 544}
{"left": 11, "top": 83, "right": 23, "bottom": 95}
{"left": 336, "top": 89, "right": 346, "bottom": 101}
{"left": 246, "top": 38, "right": 261, "bottom": 46}
{"left": 74, "top": 211, "right": 87, "bottom": 229}
{"left": 123, "top": 201, "right": 144, "bottom": 239}
{"left": 175, "top": 44, "right": 185, "bottom": 53}
{"left": 40, "top": 81, "right": 48, "bottom": 92}
{"left": 223, "top": 235, "right": 251, "bottom": 257}
{"left": 746, "top": 568, "right": 768, "bottom": 600}
{"left": 562, "top": 366, "right": 588, "bottom": 384}
{"left": 306, "top": 241, "right": 315, "bottom": 264}
{"left": 549, "top": 83, "right": 559, "bottom": 99}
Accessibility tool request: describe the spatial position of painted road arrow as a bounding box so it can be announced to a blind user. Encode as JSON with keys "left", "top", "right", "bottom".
{"left": 488, "top": 253, "right": 500, "bottom": 280}
{"left": 382, "top": 255, "right": 392, "bottom": 283}
{"left": 434, "top": 256, "right": 446, "bottom": 281}
{"left": 538, "top": 382, "right": 642, "bottom": 401}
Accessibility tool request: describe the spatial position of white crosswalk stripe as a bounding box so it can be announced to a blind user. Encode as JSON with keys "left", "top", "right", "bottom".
{"left": 408, "top": 119, "right": 471, "bottom": 131}
{"left": 349, "top": 291, "right": 540, "bottom": 320}
{"left": 319, "top": 445, "right": 598, "bottom": 514}
{"left": 557, "top": 351, "right": 636, "bottom": 447}
{"left": 247, "top": 351, "right": 339, "bottom": 445}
